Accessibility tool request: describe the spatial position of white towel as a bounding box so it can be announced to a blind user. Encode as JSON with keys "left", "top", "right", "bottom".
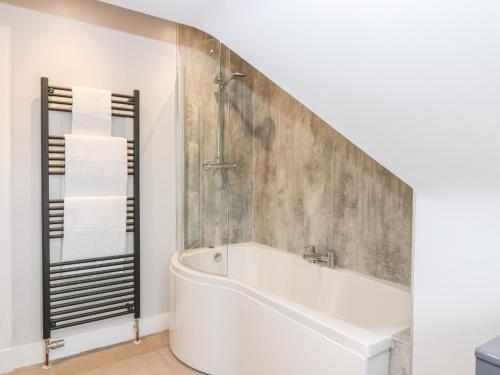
{"left": 72, "top": 87, "right": 111, "bottom": 136}
{"left": 64, "top": 134, "right": 128, "bottom": 196}
{"left": 62, "top": 196, "right": 128, "bottom": 261}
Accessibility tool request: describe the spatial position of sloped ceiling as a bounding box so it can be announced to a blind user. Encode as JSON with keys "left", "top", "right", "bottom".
{"left": 101, "top": 0, "right": 500, "bottom": 191}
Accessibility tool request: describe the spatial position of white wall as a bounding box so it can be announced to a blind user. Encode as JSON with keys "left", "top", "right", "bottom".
{"left": 0, "top": 0, "right": 177, "bottom": 363}
{"left": 0, "top": 24, "right": 13, "bottom": 374}
{"left": 413, "top": 191, "right": 500, "bottom": 374}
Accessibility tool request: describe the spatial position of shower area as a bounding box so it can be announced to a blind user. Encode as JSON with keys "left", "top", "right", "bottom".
{"left": 175, "top": 24, "right": 413, "bottom": 287}
{"left": 177, "top": 27, "right": 256, "bottom": 276}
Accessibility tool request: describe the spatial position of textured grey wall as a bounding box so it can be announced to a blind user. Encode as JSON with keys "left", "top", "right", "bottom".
{"left": 179, "top": 25, "right": 413, "bottom": 286}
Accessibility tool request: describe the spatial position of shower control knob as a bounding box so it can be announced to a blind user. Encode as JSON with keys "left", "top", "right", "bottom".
{"left": 213, "top": 252, "right": 223, "bottom": 263}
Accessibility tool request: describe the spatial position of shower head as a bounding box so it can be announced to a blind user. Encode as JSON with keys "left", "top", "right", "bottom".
{"left": 217, "top": 72, "right": 247, "bottom": 87}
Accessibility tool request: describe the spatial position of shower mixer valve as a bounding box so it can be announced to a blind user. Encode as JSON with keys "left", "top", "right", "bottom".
{"left": 203, "top": 159, "right": 237, "bottom": 170}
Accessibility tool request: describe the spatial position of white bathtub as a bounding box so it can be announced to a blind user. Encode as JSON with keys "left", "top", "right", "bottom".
{"left": 169, "top": 243, "right": 410, "bottom": 375}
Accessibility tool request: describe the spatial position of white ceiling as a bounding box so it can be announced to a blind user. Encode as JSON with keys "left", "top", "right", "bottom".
{"left": 101, "top": 0, "right": 500, "bottom": 191}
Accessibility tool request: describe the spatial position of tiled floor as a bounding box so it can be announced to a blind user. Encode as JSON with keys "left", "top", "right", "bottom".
{"left": 13, "top": 331, "right": 203, "bottom": 375}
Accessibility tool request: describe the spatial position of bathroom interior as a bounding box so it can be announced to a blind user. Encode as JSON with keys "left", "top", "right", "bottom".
{"left": 1, "top": 1, "right": 500, "bottom": 375}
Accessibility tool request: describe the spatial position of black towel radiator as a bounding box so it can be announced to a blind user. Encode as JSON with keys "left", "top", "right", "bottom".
{"left": 40, "top": 77, "right": 141, "bottom": 367}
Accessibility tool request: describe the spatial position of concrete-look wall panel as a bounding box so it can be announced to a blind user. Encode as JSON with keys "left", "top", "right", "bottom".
{"left": 179, "top": 24, "right": 413, "bottom": 286}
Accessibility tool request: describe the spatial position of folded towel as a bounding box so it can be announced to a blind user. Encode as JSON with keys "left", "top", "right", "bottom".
{"left": 64, "top": 134, "right": 128, "bottom": 196}
{"left": 72, "top": 87, "right": 111, "bottom": 136}
{"left": 62, "top": 196, "right": 128, "bottom": 261}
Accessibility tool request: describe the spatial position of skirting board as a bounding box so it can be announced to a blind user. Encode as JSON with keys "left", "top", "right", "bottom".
{"left": 0, "top": 313, "right": 170, "bottom": 374}
{"left": 0, "top": 349, "right": 13, "bottom": 375}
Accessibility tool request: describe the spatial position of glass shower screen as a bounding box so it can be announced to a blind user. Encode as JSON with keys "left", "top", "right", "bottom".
{"left": 177, "top": 34, "right": 230, "bottom": 276}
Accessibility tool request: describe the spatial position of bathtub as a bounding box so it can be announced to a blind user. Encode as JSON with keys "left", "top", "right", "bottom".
{"left": 169, "top": 243, "right": 410, "bottom": 375}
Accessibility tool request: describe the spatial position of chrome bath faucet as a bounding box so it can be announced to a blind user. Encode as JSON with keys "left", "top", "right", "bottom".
{"left": 302, "top": 245, "right": 336, "bottom": 269}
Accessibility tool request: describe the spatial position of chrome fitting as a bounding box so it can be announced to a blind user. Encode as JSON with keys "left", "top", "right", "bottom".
{"left": 134, "top": 319, "right": 141, "bottom": 344}
{"left": 43, "top": 339, "right": 65, "bottom": 369}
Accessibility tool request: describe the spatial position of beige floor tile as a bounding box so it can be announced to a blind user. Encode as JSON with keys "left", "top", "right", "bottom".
{"left": 12, "top": 331, "right": 199, "bottom": 375}
{"left": 157, "top": 347, "right": 203, "bottom": 374}
{"left": 84, "top": 351, "right": 170, "bottom": 375}
{"left": 10, "top": 366, "right": 57, "bottom": 375}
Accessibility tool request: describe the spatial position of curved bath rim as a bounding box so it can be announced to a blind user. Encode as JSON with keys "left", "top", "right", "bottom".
{"left": 169, "top": 243, "right": 410, "bottom": 375}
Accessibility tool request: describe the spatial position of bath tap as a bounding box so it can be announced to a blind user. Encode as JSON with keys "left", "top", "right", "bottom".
{"left": 302, "top": 245, "right": 336, "bottom": 269}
